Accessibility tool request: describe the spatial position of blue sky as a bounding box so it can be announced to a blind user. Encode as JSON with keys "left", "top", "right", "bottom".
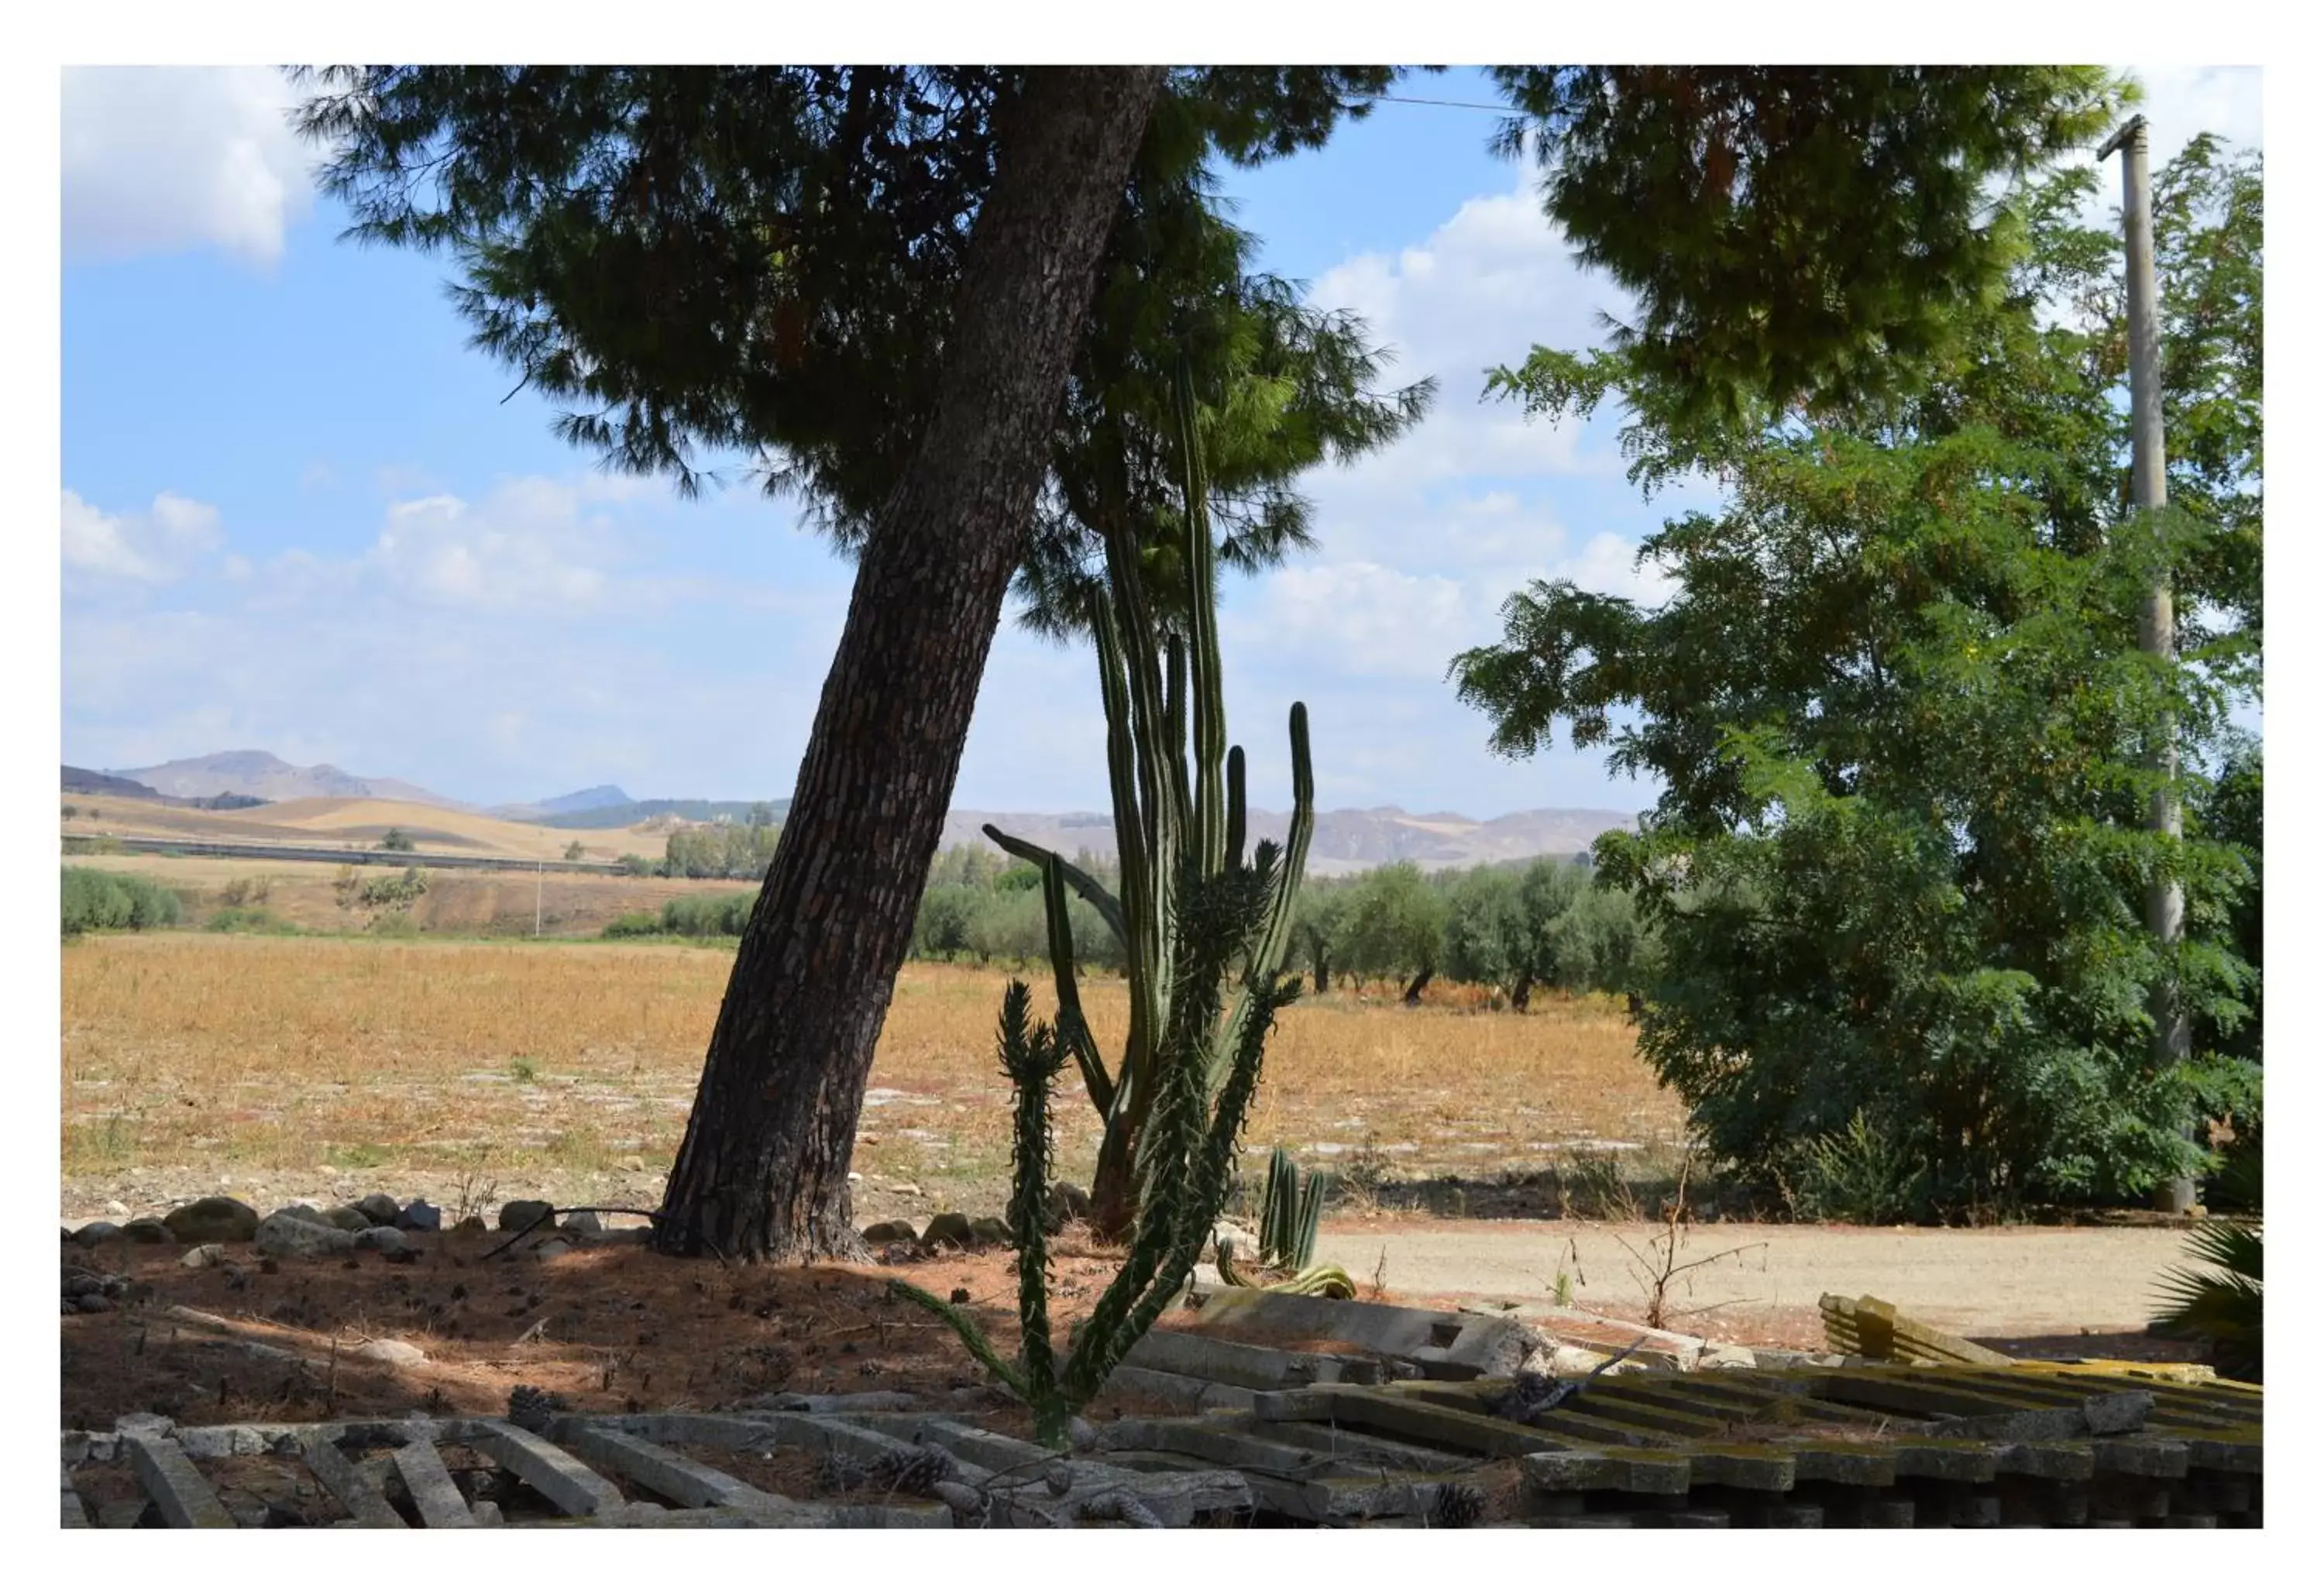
{"left": 59, "top": 66, "right": 2264, "bottom": 816}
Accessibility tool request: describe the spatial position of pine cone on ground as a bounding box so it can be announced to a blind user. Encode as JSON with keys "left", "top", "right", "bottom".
{"left": 507, "top": 1384, "right": 570, "bottom": 1433}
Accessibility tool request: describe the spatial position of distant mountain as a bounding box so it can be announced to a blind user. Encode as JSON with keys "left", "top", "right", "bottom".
{"left": 941, "top": 804, "right": 1637, "bottom": 877}
{"left": 107, "top": 750, "right": 469, "bottom": 810}
{"left": 61, "top": 765, "right": 162, "bottom": 800}
{"left": 491, "top": 784, "right": 634, "bottom": 821}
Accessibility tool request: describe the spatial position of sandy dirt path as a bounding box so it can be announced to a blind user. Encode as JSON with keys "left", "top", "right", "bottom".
{"left": 1314, "top": 1219, "right": 2188, "bottom": 1338}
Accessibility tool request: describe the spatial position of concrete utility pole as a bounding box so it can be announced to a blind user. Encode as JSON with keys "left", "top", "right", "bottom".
{"left": 2098, "top": 114, "right": 2196, "bottom": 1214}
{"left": 535, "top": 859, "right": 545, "bottom": 938}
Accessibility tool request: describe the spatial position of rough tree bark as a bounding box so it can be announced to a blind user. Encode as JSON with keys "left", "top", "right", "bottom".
{"left": 655, "top": 67, "right": 1167, "bottom": 1261}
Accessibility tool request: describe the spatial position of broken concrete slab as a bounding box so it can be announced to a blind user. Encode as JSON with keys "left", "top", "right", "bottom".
{"left": 452, "top": 1419, "right": 627, "bottom": 1516}
{"left": 392, "top": 1434, "right": 482, "bottom": 1527}
{"left": 551, "top": 1421, "right": 788, "bottom": 1512}
{"left": 123, "top": 1431, "right": 237, "bottom": 1529}
{"left": 301, "top": 1431, "right": 408, "bottom": 1528}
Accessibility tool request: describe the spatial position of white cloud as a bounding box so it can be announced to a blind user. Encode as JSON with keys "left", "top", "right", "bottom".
{"left": 2129, "top": 66, "right": 2263, "bottom": 162}
{"left": 61, "top": 489, "right": 223, "bottom": 584}
{"left": 62, "top": 67, "right": 316, "bottom": 267}
{"left": 365, "top": 479, "right": 616, "bottom": 612}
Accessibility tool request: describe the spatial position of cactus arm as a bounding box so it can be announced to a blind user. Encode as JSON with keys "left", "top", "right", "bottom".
{"left": 1210, "top": 707, "right": 1315, "bottom": 1092}
{"left": 887, "top": 1280, "right": 1031, "bottom": 1400}
{"left": 1226, "top": 745, "right": 1247, "bottom": 873}
{"left": 981, "top": 824, "right": 1129, "bottom": 950}
{"left": 999, "top": 984, "right": 1063, "bottom": 1403}
{"left": 1177, "top": 367, "right": 1228, "bottom": 878}
{"left": 1037, "top": 856, "right": 1114, "bottom": 1120}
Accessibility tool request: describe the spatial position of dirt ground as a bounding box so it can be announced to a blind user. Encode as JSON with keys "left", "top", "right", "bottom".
{"left": 61, "top": 1211, "right": 2208, "bottom": 1439}
{"left": 59, "top": 1225, "right": 1171, "bottom": 1438}
{"left": 1312, "top": 1217, "right": 2202, "bottom": 1342}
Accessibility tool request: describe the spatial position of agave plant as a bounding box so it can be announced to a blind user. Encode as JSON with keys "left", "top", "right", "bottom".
{"left": 2150, "top": 1218, "right": 2262, "bottom": 1383}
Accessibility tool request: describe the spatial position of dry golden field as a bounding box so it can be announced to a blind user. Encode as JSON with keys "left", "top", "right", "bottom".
{"left": 64, "top": 853, "right": 761, "bottom": 938}
{"left": 59, "top": 933, "right": 1684, "bottom": 1221}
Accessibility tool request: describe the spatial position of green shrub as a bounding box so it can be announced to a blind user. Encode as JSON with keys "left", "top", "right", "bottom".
{"left": 602, "top": 910, "right": 662, "bottom": 939}
{"left": 660, "top": 892, "right": 757, "bottom": 937}
{"left": 1786, "top": 1111, "right": 1930, "bottom": 1225}
{"left": 61, "top": 867, "right": 180, "bottom": 936}
{"left": 207, "top": 906, "right": 294, "bottom": 934}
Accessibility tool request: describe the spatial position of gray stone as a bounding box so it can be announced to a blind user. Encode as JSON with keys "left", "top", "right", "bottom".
{"left": 920, "top": 1212, "right": 974, "bottom": 1249}
{"left": 1698, "top": 1344, "right": 1759, "bottom": 1370}
{"left": 1047, "top": 1181, "right": 1092, "bottom": 1225}
{"left": 255, "top": 1212, "right": 358, "bottom": 1260}
{"left": 451, "top": 1214, "right": 486, "bottom": 1234}
{"left": 71, "top": 1221, "right": 122, "bottom": 1247}
{"left": 559, "top": 1209, "right": 603, "bottom": 1236}
{"left": 968, "top": 1216, "right": 1013, "bottom": 1246}
{"left": 353, "top": 1225, "right": 414, "bottom": 1257}
{"left": 498, "top": 1199, "right": 555, "bottom": 1232}
{"left": 860, "top": 1220, "right": 918, "bottom": 1245}
{"left": 397, "top": 1200, "right": 442, "bottom": 1232}
{"left": 180, "top": 1244, "right": 228, "bottom": 1269}
{"left": 354, "top": 1193, "right": 401, "bottom": 1226}
{"left": 76, "top": 1293, "right": 112, "bottom": 1313}
{"left": 162, "top": 1194, "right": 259, "bottom": 1245}
{"left": 532, "top": 1238, "right": 574, "bottom": 1262}
{"left": 121, "top": 1217, "right": 172, "bottom": 1244}
{"left": 317, "top": 1204, "right": 373, "bottom": 1232}
{"left": 355, "top": 1337, "right": 428, "bottom": 1368}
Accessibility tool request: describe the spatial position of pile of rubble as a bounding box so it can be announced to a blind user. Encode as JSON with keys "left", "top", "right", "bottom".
{"left": 60, "top": 1283, "right": 2260, "bottom": 1528}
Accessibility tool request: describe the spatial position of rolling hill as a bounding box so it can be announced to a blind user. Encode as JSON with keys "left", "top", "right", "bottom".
{"left": 108, "top": 751, "right": 467, "bottom": 810}
{"left": 64, "top": 748, "right": 1637, "bottom": 874}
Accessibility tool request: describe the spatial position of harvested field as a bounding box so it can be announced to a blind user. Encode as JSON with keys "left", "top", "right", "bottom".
{"left": 60, "top": 933, "right": 1685, "bottom": 1225}
{"left": 60, "top": 854, "right": 757, "bottom": 938}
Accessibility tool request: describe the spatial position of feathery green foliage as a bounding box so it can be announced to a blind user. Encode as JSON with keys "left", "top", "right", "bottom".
{"left": 1489, "top": 67, "right": 2126, "bottom": 435}
{"left": 1455, "top": 134, "right": 2262, "bottom": 1216}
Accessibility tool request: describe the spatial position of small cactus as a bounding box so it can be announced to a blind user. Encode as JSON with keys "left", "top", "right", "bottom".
{"left": 1258, "top": 1146, "right": 1329, "bottom": 1271}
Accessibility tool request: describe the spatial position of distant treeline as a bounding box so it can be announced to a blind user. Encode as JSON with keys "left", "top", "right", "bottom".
{"left": 549, "top": 797, "right": 792, "bottom": 831}
{"left": 612, "top": 813, "right": 783, "bottom": 879}
{"left": 607, "top": 842, "right": 1651, "bottom": 1005}
{"left": 61, "top": 867, "right": 181, "bottom": 936}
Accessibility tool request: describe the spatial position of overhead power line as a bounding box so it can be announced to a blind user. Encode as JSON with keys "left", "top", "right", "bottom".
{"left": 1344, "top": 92, "right": 1516, "bottom": 114}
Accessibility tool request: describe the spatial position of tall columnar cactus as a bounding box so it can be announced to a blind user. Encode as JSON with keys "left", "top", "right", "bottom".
{"left": 894, "top": 369, "right": 1318, "bottom": 1442}
{"left": 984, "top": 371, "right": 1315, "bottom": 1237}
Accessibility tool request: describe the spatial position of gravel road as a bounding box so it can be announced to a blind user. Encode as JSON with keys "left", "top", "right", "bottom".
{"left": 1314, "top": 1219, "right": 2192, "bottom": 1338}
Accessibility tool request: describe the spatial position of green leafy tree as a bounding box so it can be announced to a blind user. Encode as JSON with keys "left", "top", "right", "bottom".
{"left": 1439, "top": 866, "right": 1525, "bottom": 993}
{"left": 1454, "top": 135, "right": 2260, "bottom": 1216}
{"left": 563, "top": 840, "right": 586, "bottom": 863}
{"left": 1342, "top": 861, "right": 1447, "bottom": 1004}
{"left": 1292, "top": 879, "right": 1353, "bottom": 997}
{"left": 378, "top": 827, "right": 416, "bottom": 853}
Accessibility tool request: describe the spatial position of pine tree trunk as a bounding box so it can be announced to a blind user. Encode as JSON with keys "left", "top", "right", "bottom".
{"left": 1402, "top": 965, "right": 1434, "bottom": 1005}
{"left": 655, "top": 67, "right": 1166, "bottom": 1262}
{"left": 1511, "top": 970, "right": 1535, "bottom": 1013}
